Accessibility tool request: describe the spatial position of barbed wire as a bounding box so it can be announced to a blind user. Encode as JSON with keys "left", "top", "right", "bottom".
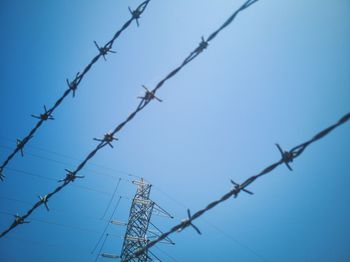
{"left": 0, "top": 0, "right": 260, "bottom": 238}
{"left": 126, "top": 112, "right": 350, "bottom": 261}
{"left": 0, "top": 0, "right": 151, "bottom": 182}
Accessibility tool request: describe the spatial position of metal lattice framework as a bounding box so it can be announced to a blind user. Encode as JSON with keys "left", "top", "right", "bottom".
{"left": 120, "top": 179, "right": 155, "bottom": 262}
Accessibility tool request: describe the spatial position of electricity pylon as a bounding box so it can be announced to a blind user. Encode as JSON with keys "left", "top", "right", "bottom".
{"left": 119, "top": 178, "right": 173, "bottom": 262}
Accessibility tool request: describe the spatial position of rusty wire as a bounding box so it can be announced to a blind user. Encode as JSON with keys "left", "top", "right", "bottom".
{"left": 0, "top": 0, "right": 151, "bottom": 182}
{"left": 125, "top": 112, "right": 350, "bottom": 261}
{"left": 0, "top": 0, "right": 260, "bottom": 238}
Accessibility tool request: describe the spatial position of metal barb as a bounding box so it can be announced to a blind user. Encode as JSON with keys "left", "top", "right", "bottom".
{"left": 230, "top": 180, "right": 254, "bottom": 198}
{"left": 128, "top": 7, "right": 142, "bottom": 27}
{"left": 197, "top": 36, "right": 208, "bottom": 53}
{"left": 275, "top": 143, "right": 296, "bottom": 171}
{"left": 31, "top": 105, "right": 54, "bottom": 121}
{"left": 93, "top": 133, "right": 118, "bottom": 148}
{"left": 58, "top": 169, "right": 84, "bottom": 183}
{"left": 94, "top": 41, "right": 116, "bottom": 61}
{"left": 178, "top": 209, "right": 201, "bottom": 235}
{"left": 138, "top": 85, "right": 163, "bottom": 103}
{"left": 66, "top": 72, "right": 80, "bottom": 97}
{"left": 14, "top": 214, "right": 29, "bottom": 225}
{"left": 38, "top": 195, "right": 50, "bottom": 211}
{"left": 16, "top": 139, "right": 25, "bottom": 157}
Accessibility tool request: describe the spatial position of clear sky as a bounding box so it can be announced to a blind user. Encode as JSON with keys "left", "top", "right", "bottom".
{"left": 0, "top": 0, "right": 349, "bottom": 261}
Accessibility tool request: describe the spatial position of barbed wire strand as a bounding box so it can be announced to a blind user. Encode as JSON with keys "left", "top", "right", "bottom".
{"left": 127, "top": 112, "right": 350, "bottom": 261}
{"left": 0, "top": 0, "right": 260, "bottom": 238}
{"left": 0, "top": 0, "right": 151, "bottom": 182}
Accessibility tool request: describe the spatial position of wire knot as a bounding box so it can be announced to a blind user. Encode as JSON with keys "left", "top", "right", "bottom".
{"left": 138, "top": 85, "right": 162, "bottom": 104}
{"left": 31, "top": 105, "right": 54, "bottom": 121}
{"left": 230, "top": 180, "right": 254, "bottom": 198}
{"left": 128, "top": 7, "right": 142, "bottom": 26}
{"left": 66, "top": 72, "right": 80, "bottom": 97}
{"left": 14, "top": 214, "right": 30, "bottom": 225}
{"left": 58, "top": 169, "right": 84, "bottom": 183}
{"left": 38, "top": 195, "right": 50, "bottom": 211}
{"left": 16, "top": 139, "right": 25, "bottom": 157}
{"left": 94, "top": 41, "right": 116, "bottom": 61}
{"left": 275, "top": 143, "right": 297, "bottom": 171}
{"left": 196, "top": 36, "right": 208, "bottom": 53}
{"left": 178, "top": 209, "right": 201, "bottom": 235}
{"left": 93, "top": 133, "right": 118, "bottom": 148}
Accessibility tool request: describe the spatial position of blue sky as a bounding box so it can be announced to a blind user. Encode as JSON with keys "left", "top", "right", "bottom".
{"left": 0, "top": 0, "right": 349, "bottom": 261}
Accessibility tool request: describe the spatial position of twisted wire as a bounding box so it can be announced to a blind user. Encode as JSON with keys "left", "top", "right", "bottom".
{"left": 0, "top": 0, "right": 151, "bottom": 181}
{"left": 0, "top": 0, "right": 260, "bottom": 238}
{"left": 127, "top": 112, "right": 350, "bottom": 261}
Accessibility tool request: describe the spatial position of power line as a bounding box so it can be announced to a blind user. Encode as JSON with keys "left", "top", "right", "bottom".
{"left": 0, "top": 211, "right": 100, "bottom": 234}
{"left": 2, "top": 167, "right": 115, "bottom": 197}
{"left": 153, "top": 246, "right": 179, "bottom": 262}
{"left": 0, "top": 144, "right": 131, "bottom": 181}
{"left": 0, "top": 194, "right": 131, "bottom": 224}
{"left": 0, "top": 196, "right": 104, "bottom": 223}
{"left": 0, "top": 0, "right": 260, "bottom": 238}
{"left": 129, "top": 112, "right": 350, "bottom": 260}
{"left": 0, "top": 235, "right": 62, "bottom": 249}
{"left": 100, "top": 178, "right": 122, "bottom": 220}
{"left": 91, "top": 196, "right": 122, "bottom": 255}
{"left": 153, "top": 186, "right": 270, "bottom": 262}
{"left": 0, "top": 135, "right": 137, "bottom": 178}
{"left": 204, "top": 220, "right": 270, "bottom": 262}
{"left": 95, "top": 233, "right": 110, "bottom": 262}
{"left": 0, "top": 0, "right": 151, "bottom": 182}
